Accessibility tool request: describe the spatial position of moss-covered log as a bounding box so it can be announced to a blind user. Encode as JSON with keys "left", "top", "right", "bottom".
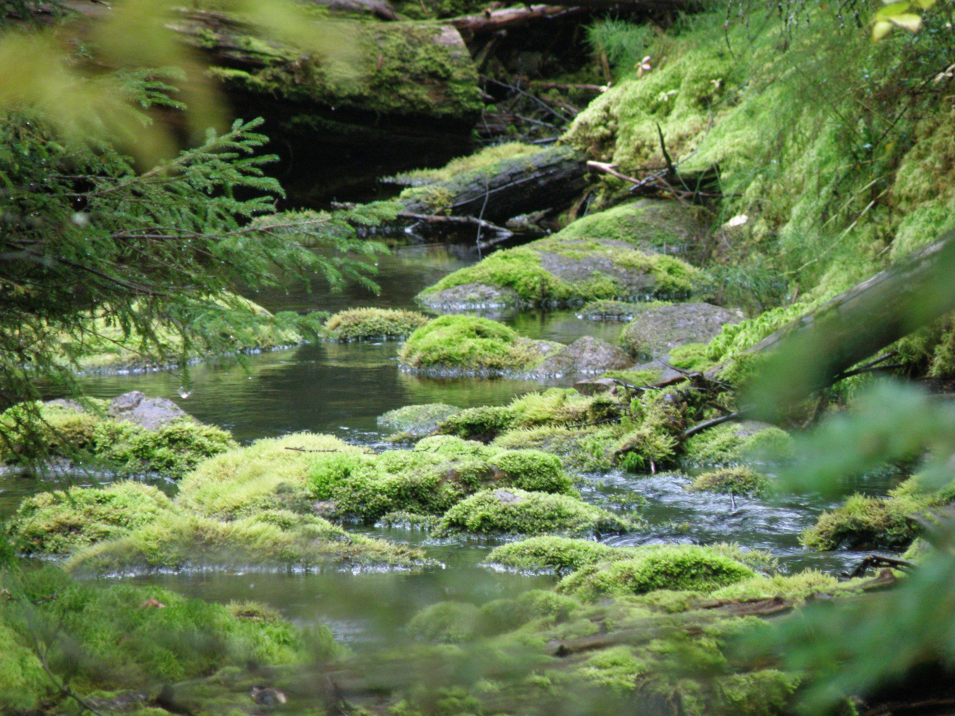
{"left": 399, "top": 144, "right": 588, "bottom": 222}
{"left": 739, "top": 231, "right": 955, "bottom": 418}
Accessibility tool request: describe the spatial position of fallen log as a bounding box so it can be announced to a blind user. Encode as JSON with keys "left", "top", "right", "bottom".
{"left": 732, "top": 232, "right": 955, "bottom": 420}
{"left": 398, "top": 144, "right": 588, "bottom": 223}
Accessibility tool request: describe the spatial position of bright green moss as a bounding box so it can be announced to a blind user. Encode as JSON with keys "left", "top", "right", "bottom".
{"left": 689, "top": 466, "right": 771, "bottom": 497}
{"left": 556, "top": 545, "right": 756, "bottom": 601}
{"left": 476, "top": 590, "right": 580, "bottom": 636}
{"left": 492, "top": 424, "right": 624, "bottom": 473}
{"left": 555, "top": 199, "right": 705, "bottom": 251}
{"left": 391, "top": 143, "right": 538, "bottom": 185}
{"left": 710, "top": 570, "right": 841, "bottom": 603}
{"left": 398, "top": 315, "right": 554, "bottom": 373}
{"left": 433, "top": 489, "right": 637, "bottom": 538}
{"left": 10, "top": 482, "right": 174, "bottom": 556}
{"left": 0, "top": 623, "right": 51, "bottom": 711}
{"left": 324, "top": 307, "right": 430, "bottom": 341}
{"left": 437, "top": 405, "right": 518, "bottom": 441}
{"left": 488, "top": 449, "right": 574, "bottom": 494}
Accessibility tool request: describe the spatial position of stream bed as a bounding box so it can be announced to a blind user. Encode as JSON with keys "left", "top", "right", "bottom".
{"left": 2, "top": 240, "right": 895, "bottom": 652}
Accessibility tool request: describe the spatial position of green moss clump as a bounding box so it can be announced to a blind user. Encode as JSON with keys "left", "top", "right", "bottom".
{"left": 476, "top": 590, "right": 581, "bottom": 636}
{"left": 0, "top": 623, "right": 52, "bottom": 711}
{"left": 682, "top": 422, "right": 794, "bottom": 468}
{"left": 0, "top": 400, "right": 237, "bottom": 479}
{"left": 488, "top": 450, "right": 574, "bottom": 494}
{"left": 689, "top": 466, "right": 771, "bottom": 497}
{"left": 555, "top": 199, "right": 705, "bottom": 251}
{"left": 556, "top": 545, "right": 756, "bottom": 601}
{"left": 324, "top": 307, "right": 430, "bottom": 341}
{"left": 377, "top": 403, "right": 462, "bottom": 438}
{"left": 437, "top": 405, "right": 518, "bottom": 441}
{"left": 433, "top": 489, "right": 637, "bottom": 538}
{"left": 398, "top": 315, "right": 554, "bottom": 374}
{"left": 10, "top": 482, "right": 174, "bottom": 556}
{"left": 391, "top": 143, "right": 538, "bottom": 185}
{"left": 486, "top": 536, "right": 636, "bottom": 575}
{"left": 492, "top": 425, "right": 623, "bottom": 473}
{"left": 800, "top": 493, "right": 928, "bottom": 551}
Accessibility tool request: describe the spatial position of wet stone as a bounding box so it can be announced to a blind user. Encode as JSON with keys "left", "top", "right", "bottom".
{"left": 107, "top": 390, "right": 191, "bottom": 430}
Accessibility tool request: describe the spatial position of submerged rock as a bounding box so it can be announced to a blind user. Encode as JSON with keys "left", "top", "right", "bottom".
{"left": 620, "top": 302, "right": 744, "bottom": 360}
{"left": 689, "top": 465, "right": 771, "bottom": 497}
{"left": 377, "top": 402, "right": 463, "bottom": 438}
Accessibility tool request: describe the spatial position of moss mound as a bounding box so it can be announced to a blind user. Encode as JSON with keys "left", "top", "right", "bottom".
{"left": 324, "top": 307, "right": 430, "bottom": 341}
{"left": 434, "top": 489, "right": 637, "bottom": 538}
{"left": 307, "top": 439, "right": 577, "bottom": 523}
{"left": 556, "top": 545, "right": 756, "bottom": 601}
{"left": 682, "top": 421, "right": 794, "bottom": 468}
{"left": 800, "top": 493, "right": 929, "bottom": 551}
{"left": 398, "top": 314, "right": 558, "bottom": 375}
{"left": 555, "top": 199, "right": 706, "bottom": 253}
{"left": 486, "top": 536, "right": 636, "bottom": 575}
{"left": 0, "top": 399, "right": 237, "bottom": 479}
{"left": 689, "top": 466, "right": 771, "bottom": 497}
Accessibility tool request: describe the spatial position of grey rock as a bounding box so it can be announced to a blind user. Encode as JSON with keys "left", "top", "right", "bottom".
{"left": 530, "top": 336, "right": 633, "bottom": 378}
{"left": 418, "top": 283, "right": 521, "bottom": 310}
{"left": 493, "top": 490, "right": 521, "bottom": 504}
{"left": 107, "top": 390, "right": 190, "bottom": 430}
{"left": 621, "top": 303, "right": 743, "bottom": 360}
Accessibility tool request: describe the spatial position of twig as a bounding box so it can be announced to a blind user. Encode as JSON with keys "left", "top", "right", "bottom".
{"left": 396, "top": 212, "right": 511, "bottom": 238}
{"left": 683, "top": 410, "right": 745, "bottom": 439}
{"left": 847, "top": 553, "right": 918, "bottom": 578}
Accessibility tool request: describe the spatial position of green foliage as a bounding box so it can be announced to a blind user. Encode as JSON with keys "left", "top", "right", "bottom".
{"left": 586, "top": 20, "right": 652, "bottom": 81}
{"left": 486, "top": 536, "right": 638, "bottom": 575}
{"left": 324, "top": 307, "right": 430, "bottom": 341}
{"left": 682, "top": 422, "right": 794, "bottom": 468}
{"left": 407, "top": 602, "right": 480, "bottom": 644}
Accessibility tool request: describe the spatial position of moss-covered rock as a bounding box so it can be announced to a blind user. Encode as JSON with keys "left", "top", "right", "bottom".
{"left": 324, "top": 307, "right": 430, "bottom": 341}
{"left": 417, "top": 215, "right": 703, "bottom": 310}
{"left": 682, "top": 421, "right": 794, "bottom": 468}
{"left": 377, "top": 402, "right": 463, "bottom": 438}
{"left": 528, "top": 336, "right": 634, "bottom": 378}
{"left": 556, "top": 545, "right": 756, "bottom": 601}
{"left": 689, "top": 466, "right": 771, "bottom": 497}
{"left": 0, "top": 397, "right": 236, "bottom": 479}
{"left": 800, "top": 493, "right": 929, "bottom": 551}
{"left": 621, "top": 303, "right": 744, "bottom": 360}
{"left": 398, "top": 314, "right": 560, "bottom": 375}
{"left": 407, "top": 601, "right": 481, "bottom": 644}
{"left": 577, "top": 299, "right": 669, "bottom": 322}
{"left": 433, "top": 489, "right": 637, "bottom": 538}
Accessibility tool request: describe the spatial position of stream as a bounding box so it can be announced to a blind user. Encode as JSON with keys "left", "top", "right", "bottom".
{"left": 1, "top": 239, "right": 899, "bottom": 651}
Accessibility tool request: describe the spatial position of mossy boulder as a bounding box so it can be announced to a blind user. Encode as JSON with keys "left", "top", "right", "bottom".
{"left": 377, "top": 402, "right": 463, "bottom": 438}
{"left": 556, "top": 545, "right": 756, "bottom": 601}
{"left": 577, "top": 299, "right": 658, "bottom": 322}
{"left": 682, "top": 421, "right": 795, "bottom": 468}
{"left": 800, "top": 493, "right": 929, "bottom": 551}
{"left": 324, "top": 307, "right": 430, "bottom": 341}
{"left": 0, "top": 396, "right": 237, "bottom": 479}
{"left": 621, "top": 303, "right": 744, "bottom": 360}
{"left": 555, "top": 199, "right": 707, "bottom": 257}
{"left": 416, "top": 214, "right": 703, "bottom": 310}
{"left": 407, "top": 601, "right": 481, "bottom": 644}
{"left": 433, "top": 489, "right": 637, "bottom": 538}
{"left": 398, "top": 314, "right": 560, "bottom": 375}
{"left": 689, "top": 466, "right": 771, "bottom": 497}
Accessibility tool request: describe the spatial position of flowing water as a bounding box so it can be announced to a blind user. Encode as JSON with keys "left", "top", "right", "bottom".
{"left": 1, "top": 239, "right": 899, "bottom": 651}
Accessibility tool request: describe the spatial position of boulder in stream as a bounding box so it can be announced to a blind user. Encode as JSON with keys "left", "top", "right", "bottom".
{"left": 620, "top": 302, "right": 744, "bottom": 360}
{"left": 527, "top": 336, "right": 633, "bottom": 378}
{"left": 417, "top": 202, "right": 704, "bottom": 310}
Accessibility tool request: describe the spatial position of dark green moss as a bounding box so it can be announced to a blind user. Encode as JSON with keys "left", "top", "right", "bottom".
{"left": 325, "top": 307, "right": 430, "bottom": 341}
